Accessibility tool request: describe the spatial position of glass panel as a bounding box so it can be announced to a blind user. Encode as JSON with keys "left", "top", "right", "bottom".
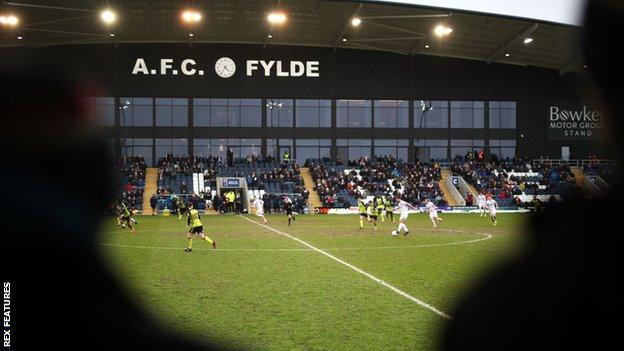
{"left": 349, "top": 139, "right": 372, "bottom": 146}
{"left": 415, "top": 100, "right": 447, "bottom": 128}
{"left": 211, "top": 105, "right": 228, "bottom": 126}
{"left": 374, "top": 100, "right": 408, "bottom": 128}
{"left": 500, "top": 147, "right": 516, "bottom": 159}
{"left": 349, "top": 147, "right": 371, "bottom": 160}
{"left": 267, "top": 99, "right": 294, "bottom": 127}
{"left": 489, "top": 101, "right": 516, "bottom": 129}
{"left": 95, "top": 103, "right": 115, "bottom": 126}
{"left": 337, "top": 100, "right": 372, "bottom": 128}
{"left": 241, "top": 106, "right": 261, "bottom": 127}
{"left": 296, "top": 100, "right": 331, "bottom": 128}
{"left": 500, "top": 109, "right": 516, "bottom": 128}
{"left": 194, "top": 106, "right": 210, "bottom": 127}
{"left": 430, "top": 147, "right": 448, "bottom": 160}
{"left": 296, "top": 146, "right": 319, "bottom": 165}
{"left": 155, "top": 106, "right": 171, "bottom": 126}
{"left": 120, "top": 98, "right": 153, "bottom": 126}
{"left": 397, "top": 147, "right": 408, "bottom": 162}
{"left": 489, "top": 109, "right": 501, "bottom": 128}
{"left": 172, "top": 106, "right": 188, "bottom": 126}
{"left": 450, "top": 101, "right": 484, "bottom": 129}
{"left": 374, "top": 147, "right": 396, "bottom": 158}
{"left": 193, "top": 99, "right": 260, "bottom": 127}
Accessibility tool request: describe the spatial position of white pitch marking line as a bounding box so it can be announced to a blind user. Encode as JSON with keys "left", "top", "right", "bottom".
{"left": 327, "top": 234, "right": 492, "bottom": 251}
{"left": 99, "top": 242, "right": 311, "bottom": 252}
{"left": 238, "top": 215, "right": 453, "bottom": 320}
{"left": 98, "top": 233, "right": 491, "bottom": 253}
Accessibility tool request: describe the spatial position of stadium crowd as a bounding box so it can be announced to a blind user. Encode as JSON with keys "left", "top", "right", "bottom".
{"left": 308, "top": 155, "right": 445, "bottom": 208}
{"left": 451, "top": 153, "right": 582, "bottom": 206}
{"left": 119, "top": 151, "right": 614, "bottom": 213}
{"left": 116, "top": 156, "right": 146, "bottom": 209}
{"left": 140, "top": 154, "right": 309, "bottom": 214}
{"left": 583, "top": 156, "right": 615, "bottom": 186}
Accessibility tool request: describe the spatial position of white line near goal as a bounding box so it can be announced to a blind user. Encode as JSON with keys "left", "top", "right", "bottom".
{"left": 238, "top": 215, "right": 452, "bottom": 320}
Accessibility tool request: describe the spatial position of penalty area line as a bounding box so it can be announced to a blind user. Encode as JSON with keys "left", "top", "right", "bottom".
{"left": 238, "top": 215, "right": 452, "bottom": 320}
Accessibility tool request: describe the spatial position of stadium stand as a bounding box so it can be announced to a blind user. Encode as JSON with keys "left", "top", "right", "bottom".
{"left": 217, "top": 161, "right": 305, "bottom": 195}
{"left": 451, "top": 156, "right": 582, "bottom": 206}
{"left": 150, "top": 154, "right": 308, "bottom": 213}
{"left": 583, "top": 160, "right": 615, "bottom": 186}
{"left": 116, "top": 156, "right": 146, "bottom": 210}
{"left": 307, "top": 156, "right": 445, "bottom": 208}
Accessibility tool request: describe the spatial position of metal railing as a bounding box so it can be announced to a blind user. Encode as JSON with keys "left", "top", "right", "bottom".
{"left": 531, "top": 159, "right": 618, "bottom": 167}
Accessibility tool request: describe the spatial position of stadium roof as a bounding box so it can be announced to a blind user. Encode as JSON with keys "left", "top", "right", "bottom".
{"left": 0, "top": 0, "right": 584, "bottom": 73}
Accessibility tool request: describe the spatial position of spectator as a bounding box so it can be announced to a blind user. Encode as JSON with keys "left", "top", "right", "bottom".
{"left": 150, "top": 194, "right": 157, "bottom": 215}
{"left": 466, "top": 192, "right": 474, "bottom": 206}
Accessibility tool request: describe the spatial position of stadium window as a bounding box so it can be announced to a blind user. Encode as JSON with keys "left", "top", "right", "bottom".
{"left": 337, "top": 139, "right": 372, "bottom": 161}
{"left": 83, "top": 97, "right": 115, "bottom": 126}
{"left": 207, "top": 139, "right": 261, "bottom": 160}
{"left": 414, "top": 139, "right": 448, "bottom": 161}
{"left": 295, "top": 99, "right": 331, "bottom": 128}
{"left": 155, "top": 139, "right": 189, "bottom": 161}
{"left": 155, "top": 98, "right": 188, "bottom": 127}
{"left": 450, "top": 139, "right": 485, "bottom": 159}
{"left": 239, "top": 139, "right": 262, "bottom": 158}
{"left": 414, "top": 100, "right": 448, "bottom": 128}
{"left": 120, "top": 138, "right": 153, "bottom": 166}
{"left": 373, "top": 100, "right": 409, "bottom": 128}
{"left": 120, "top": 98, "right": 153, "bottom": 126}
{"left": 193, "top": 139, "right": 214, "bottom": 158}
{"left": 295, "top": 139, "right": 331, "bottom": 165}
{"left": 267, "top": 99, "right": 294, "bottom": 127}
{"left": 489, "top": 101, "right": 516, "bottom": 129}
{"left": 240, "top": 99, "right": 262, "bottom": 127}
{"left": 210, "top": 99, "right": 228, "bottom": 126}
{"left": 208, "top": 139, "right": 228, "bottom": 160}
{"left": 374, "top": 139, "right": 408, "bottom": 161}
{"left": 489, "top": 139, "right": 517, "bottom": 160}
{"left": 267, "top": 139, "right": 294, "bottom": 159}
{"left": 193, "top": 98, "right": 261, "bottom": 127}
{"left": 336, "top": 100, "right": 372, "bottom": 128}
{"left": 450, "top": 101, "right": 484, "bottom": 128}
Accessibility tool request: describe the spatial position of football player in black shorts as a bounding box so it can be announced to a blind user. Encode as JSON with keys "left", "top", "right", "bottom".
{"left": 358, "top": 198, "right": 368, "bottom": 229}
{"left": 283, "top": 196, "right": 296, "bottom": 226}
{"left": 366, "top": 201, "right": 378, "bottom": 231}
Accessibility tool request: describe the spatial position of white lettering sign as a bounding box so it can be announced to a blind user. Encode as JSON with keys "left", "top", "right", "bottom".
{"left": 131, "top": 58, "right": 320, "bottom": 78}
{"left": 547, "top": 104, "right": 606, "bottom": 140}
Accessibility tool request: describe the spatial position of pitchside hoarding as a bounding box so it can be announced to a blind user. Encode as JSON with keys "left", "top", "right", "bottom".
{"left": 547, "top": 102, "right": 606, "bottom": 140}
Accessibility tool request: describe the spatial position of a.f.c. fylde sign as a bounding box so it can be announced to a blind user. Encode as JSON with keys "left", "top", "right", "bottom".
{"left": 131, "top": 57, "right": 320, "bottom": 78}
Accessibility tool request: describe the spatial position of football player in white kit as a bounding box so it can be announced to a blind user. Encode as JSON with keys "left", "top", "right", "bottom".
{"left": 484, "top": 195, "right": 498, "bottom": 226}
{"left": 477, "top": 192, "right": 487, "bottom": 217}
{"left": 251, "top": 197, "right": 268, "bottom": 224}
{"left": 392, "top": 195, "right": 418, "bottom": 237}
{"left": 424, "top": 198, "right": 443, "bottom": 228}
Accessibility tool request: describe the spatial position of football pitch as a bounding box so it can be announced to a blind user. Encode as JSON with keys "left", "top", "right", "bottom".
{"left": 99, "top": 213, "right": 529, "bottom": 350}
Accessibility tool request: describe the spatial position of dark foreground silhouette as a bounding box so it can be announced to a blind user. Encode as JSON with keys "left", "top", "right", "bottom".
{"left": 442, "top": 0, "right": 623, "bottom": 349}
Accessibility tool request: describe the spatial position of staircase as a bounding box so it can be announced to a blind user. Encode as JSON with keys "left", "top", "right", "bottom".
{"left": 570, "top": 166, "right": 585, "bottom": 187}
{"left": 141, "top": 168, "right": 158, "bottom": 215}
{"left": 301, "top": 167, "right": 322, "bottom": 212}
{"left": 439, "top": 169, "right": 460, "bottom": 206}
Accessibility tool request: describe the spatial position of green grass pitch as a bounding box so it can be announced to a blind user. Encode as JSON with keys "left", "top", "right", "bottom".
{"left": 99, "top": 213, "right": 529, "bottom": 350}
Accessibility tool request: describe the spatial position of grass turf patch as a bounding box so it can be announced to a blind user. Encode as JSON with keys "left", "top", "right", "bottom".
{"left": 99, "top": 213, "right": 528, "bottom": 350}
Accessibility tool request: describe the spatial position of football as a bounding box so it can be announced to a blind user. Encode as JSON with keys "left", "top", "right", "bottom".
{"left": 391, "top": 230, "right": 398, "bottom": 236}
